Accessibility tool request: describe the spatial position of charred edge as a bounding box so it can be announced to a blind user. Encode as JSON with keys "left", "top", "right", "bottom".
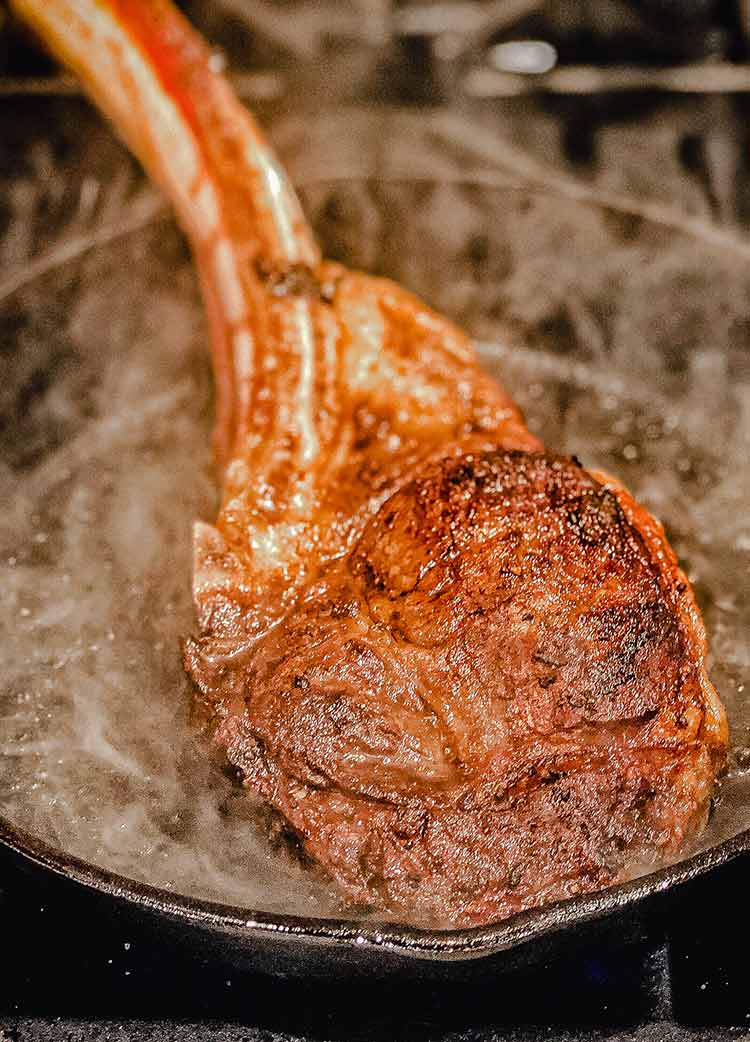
{"left": 254, "top": 259, "right": 337, "bottom": 302}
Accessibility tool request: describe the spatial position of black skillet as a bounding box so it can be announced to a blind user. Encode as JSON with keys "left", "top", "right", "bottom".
{"left": 2, "top": 100, "right": 749, "bottom": 978}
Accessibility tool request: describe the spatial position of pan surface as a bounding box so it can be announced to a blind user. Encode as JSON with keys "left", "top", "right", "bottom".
{"left": 2, "top": 108, "right": 749, "bottom": 971}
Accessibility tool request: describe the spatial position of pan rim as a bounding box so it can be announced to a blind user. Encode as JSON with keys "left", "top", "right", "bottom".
{"left": 1, "top": 813, "right": 748, "bottom": 962}
{"left": 2, "top": 171, "right": 748, "bottom": 967}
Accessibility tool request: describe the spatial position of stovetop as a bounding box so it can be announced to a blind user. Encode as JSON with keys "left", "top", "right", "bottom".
{"left": 2, "top": 1, "right": 749, "bottom": 1038}
{"left": 1, "top": 845, "right": 748, "bottom": 1040}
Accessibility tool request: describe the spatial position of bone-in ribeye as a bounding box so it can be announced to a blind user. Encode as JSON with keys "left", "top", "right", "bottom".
{"left": 12, "top": 0, "right": 728, "bottom": 926}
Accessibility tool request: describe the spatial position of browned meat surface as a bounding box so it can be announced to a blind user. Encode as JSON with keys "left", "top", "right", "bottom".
{"left": 190, "top": 447, "right": 723, "bottom": 924}
{"left": 13, "top": 0, "right": 728, "bottom": 927}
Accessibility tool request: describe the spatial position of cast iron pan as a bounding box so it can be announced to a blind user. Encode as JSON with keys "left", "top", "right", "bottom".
{"left": 2, "top": 104, "right": 749, "bottom": 976}
{"left": 1, "top": 813, "right": 749, "bottom": 979}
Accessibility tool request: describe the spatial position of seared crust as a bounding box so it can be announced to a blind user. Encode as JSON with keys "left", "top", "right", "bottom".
{"left": 189, "top": 450, "right": 726, "bottom": 926}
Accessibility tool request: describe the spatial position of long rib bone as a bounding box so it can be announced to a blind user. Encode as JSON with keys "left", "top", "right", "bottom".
{"left": 12, "top": 0, "right": 535, "bottom": 640}
{"left": 13, "top": 0, "right": 727, "bottom": 928}
{"left": 13, "top": 0, "right": 317, "bottom": 468}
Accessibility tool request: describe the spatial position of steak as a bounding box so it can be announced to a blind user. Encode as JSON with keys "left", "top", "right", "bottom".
{"left": 13, "top": 0, "right": 728, "bottom": 926}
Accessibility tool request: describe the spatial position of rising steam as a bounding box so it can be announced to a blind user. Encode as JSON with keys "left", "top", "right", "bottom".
{"left": 1, "top": 172, "right": 749, "bottom": 923}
